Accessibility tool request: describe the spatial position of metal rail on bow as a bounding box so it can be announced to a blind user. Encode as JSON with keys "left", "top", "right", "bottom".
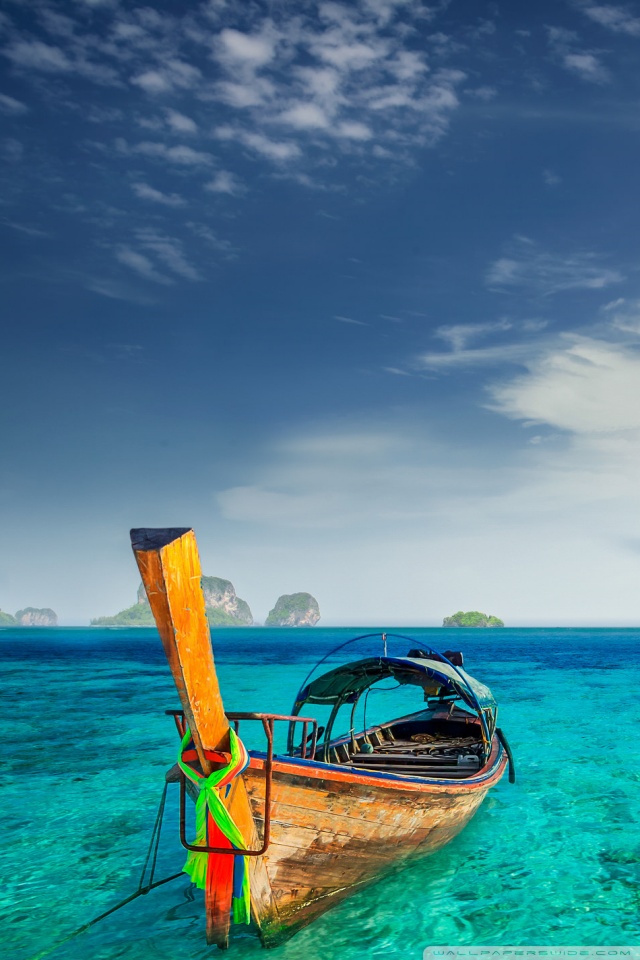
{"left": 166, "top": 709, "right": 318, "bottom": 856}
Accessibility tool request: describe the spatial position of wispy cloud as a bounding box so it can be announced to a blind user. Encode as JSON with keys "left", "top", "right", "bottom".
{"left": 115, "top": 246, "right": 172, "bottom": 285}
{"left": 214, "top": 125, "right": 302, "bottom": 161}
{"left": 581, "top": 4, "right": 640, "bottom": 36}
{"left": 129, "top": 141, "right": 214, "bottom": 166}
{"left": 546, "top": 24, "right": 611, "bottom": 84}
{"left": 334, "top": 315, "right": 368, "bottom": 326}
{"left": 602, "top": 296, "right": 640, "bottom": 333}
{"left": 434, "top": 319, "right": 512, "bottom": 351}
{"left": 418, "top": 342, "right": 536, "bottom": 371}
{"left": 488, "top": 335, "right": 640, "bottom": 433}
{"left": 165, "top": 108, "right": 198, "bottom": 135}
{"left": 0, "top": 91, "right": 28, "bottom": 114}
{"left": 543, "top": 168, "right": 562, "bottom": 186}
{"left": 134, "top": 228, "right": 201, "bottom": 281}
{"left": 3, "top": 37, "right": 120, "bottom": 86}
{"left": 4, "top": 40, "right": 72, "bottom": 73}
{"left": 0, "top": 0, "right": 490, "bottom": 196}
{"left": 131, "top": 182, "right": 186, "bottom": 206}
{"left": 204, "top": 170, "right": 244, "bottom": 195}
{"left": 564, "top": 51, "right": 610, "bottom": 83}
{"left": 486, "top": 239, "right": 624, "bottom": 294}
{"left": 131, "top": 60, "right": 201, "bottom": 95}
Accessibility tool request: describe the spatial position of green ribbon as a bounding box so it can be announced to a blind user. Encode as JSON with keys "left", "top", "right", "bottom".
{"left": 177, "top": 727, "right": 251, "bottom": 924}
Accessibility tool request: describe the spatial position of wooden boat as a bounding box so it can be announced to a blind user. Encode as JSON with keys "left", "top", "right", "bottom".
{"left": 131, "top": 527, "right": 513, "bottom": 950}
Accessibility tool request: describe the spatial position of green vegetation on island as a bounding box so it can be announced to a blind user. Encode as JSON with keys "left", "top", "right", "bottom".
{"left": 91, "top": 602, "right": 155, "bottom": 626}
{"left": 93, "top": 576, "right": 254, "bottom": 627}
{"left": 266, "top": 593, "right": 320, "bottom": 627}
{"left": 0, "top": 609, "right": 17, "bottom": 626}
{"left": 443, "top": 610, "right": 504, "bottom": 628}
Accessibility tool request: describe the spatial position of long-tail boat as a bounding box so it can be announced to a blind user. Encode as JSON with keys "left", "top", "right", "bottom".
{"left": 131, "top": 527, "right": 513, "bottom": 950}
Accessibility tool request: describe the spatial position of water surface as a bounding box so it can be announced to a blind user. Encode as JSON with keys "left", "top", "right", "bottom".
{"left": 1, "top": 626, "right": 639, "bottom": 960}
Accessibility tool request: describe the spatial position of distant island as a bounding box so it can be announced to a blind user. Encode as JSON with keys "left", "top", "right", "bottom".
{"left": 443, "top": 610, "right": 504, "bottom": 628}
{"left": 266, "top": 593, "right": 320, "bottom": 627}
{"left": 0, "top": 607, "right": 58, "bottom": 626}
{"left": 91, "top": 577, "right": 254, "bottom": 627}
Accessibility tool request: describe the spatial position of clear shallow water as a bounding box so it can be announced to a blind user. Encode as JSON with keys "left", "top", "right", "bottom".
{"left": 2, "top": 626, "right": 640, "bottom": 960}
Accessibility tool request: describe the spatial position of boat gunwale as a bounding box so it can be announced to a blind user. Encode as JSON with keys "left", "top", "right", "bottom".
{"left": 244, "top": 736, "right": 507, "bottom": 792}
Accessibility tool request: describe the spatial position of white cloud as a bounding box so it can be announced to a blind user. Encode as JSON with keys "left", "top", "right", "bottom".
{"left": 488, "top": 336, "right": 640, "bottom": 434}
{"left": 212, "top": 77, "right": 275, "bottom": 108}
{"left": 419, "top": 342, "right": 535, "bottom": 371}
{"left": 543, "top": 168, "right": 561, "bottom": 186}
{"left": 218, "top": 28, "right": 276, "bottom": 67}
{"left": 116, "top": 246, "right": 172, "bottom": 284}
{"left": 280, "top": 102, "right": 330, "bottom": 129}
{"left": 131, "top": 182, "right": 186, "bottom": 206}
{"left": 204, "top": 170, "right": 244, "bottom": 195}
{"left": 133, "top": 142, "right": 214, "bottom": 165}
{"left": 0, "top": 92, "right": 28, "bottom": 114}
{"left": 1, "top": 0, "right": 474, "bottom": 188}
{"left": 131, "top": 59, "right": 201, "bottom": 94}
{"left": 165, "top": 108, "right": 198, "bottom": 134}
{"left": 4, "top": 40, "right": 72, "bottom": 73}
{"left": 135, "top": 228, "right": 201, "bottom": 281}
{"left": 466, "top": 85, "right": 497, "bottom": 101}
{"left": 602, "top": 297, "right": 640, "bottom": 334}
{"left": 582, "top": 4, "right": 640, "bottom": 36}
{"left": 212, "top": 411, "right": 640, "bottom": 625}
{"left": 215, "top": 126, "right": 301, "bottom": 161}
{"left": 131, "top": 70, "right": 172, "bottom": 94}
{"left": 434, "top": 320, "right": 512, "bottom": 352}
{"left": 335, "top": 315, "right": 368, "bottom": 325}
{"left": 486, "top": 240, "right": 623, "bottom": 294}
{"left": 335, "top": 120, "right": 372, "bottom": 140}
{"left": 563, "top": 52, "right": 610, "bottom": 84}
{"left": 3, "top": 38, "right": 120, "bottom": 86}
{"left": 546, "top": 25, "right": 611, "bottom": 84}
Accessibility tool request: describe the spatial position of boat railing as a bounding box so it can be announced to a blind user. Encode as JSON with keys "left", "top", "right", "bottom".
{"left": 165, "top": 709, "right": 318, "bottom": 856}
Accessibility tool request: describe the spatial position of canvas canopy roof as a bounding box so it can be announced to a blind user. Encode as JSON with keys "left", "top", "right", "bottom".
{"left": 295, "top": 655, "right": 496, "bottom": 714}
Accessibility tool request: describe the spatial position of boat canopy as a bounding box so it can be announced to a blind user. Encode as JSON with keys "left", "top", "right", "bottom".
{"left": 295, "top": 655, "right": 496, "bottom": 714}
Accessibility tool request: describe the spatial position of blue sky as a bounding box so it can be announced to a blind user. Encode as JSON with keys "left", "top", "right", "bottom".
{"left": 3, "top": 0, "right": 640, "bottom": 625}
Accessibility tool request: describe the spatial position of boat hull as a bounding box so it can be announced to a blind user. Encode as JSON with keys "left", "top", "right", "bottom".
{"left": 241, "top": 737, "right": 507, "bottom": 946}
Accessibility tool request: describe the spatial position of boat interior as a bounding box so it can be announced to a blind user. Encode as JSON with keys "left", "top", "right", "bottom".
{"left": 295, "top": 706, "right": 485, "bottom": 779}
{"left": 287, "top": 635, "right": 497, "bottom": 781}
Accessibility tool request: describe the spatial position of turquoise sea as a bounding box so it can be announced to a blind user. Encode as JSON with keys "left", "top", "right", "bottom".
{"left": 2, "top": 626, "right": 640, "bottom": 960}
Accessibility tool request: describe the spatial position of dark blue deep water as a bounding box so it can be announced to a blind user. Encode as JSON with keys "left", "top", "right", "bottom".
{"left": 2, "top": 626, "right": 640, "bottom": 960}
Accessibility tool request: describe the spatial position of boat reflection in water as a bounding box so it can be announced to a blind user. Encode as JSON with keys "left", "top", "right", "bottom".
{"left": 131, "top": 527, "right": 513, "bottom": 949}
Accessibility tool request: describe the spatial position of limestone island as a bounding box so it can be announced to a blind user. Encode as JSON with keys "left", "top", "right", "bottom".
{"left": 0, "top": 607, "right": 58, "bottom": 626}
{"left": 92, "top": 576, "right": 253, "bottom": 627}
{"left": 265, "top": 593, "right": 320, "bottom": 627}
{"left": 443, "top": 610, "right": 504, "bottom": 628}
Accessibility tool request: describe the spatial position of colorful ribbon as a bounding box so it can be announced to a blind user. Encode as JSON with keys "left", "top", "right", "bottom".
{"left": 177, "top": 726, "right": 251, "bottom": 924}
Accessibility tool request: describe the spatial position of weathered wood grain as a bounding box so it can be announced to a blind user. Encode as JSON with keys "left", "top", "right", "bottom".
{"left": 240, "top": 747, "right": 507, "bottom": 945}
{"left": 131, "top": 528, "right": 277, "bottom": 947}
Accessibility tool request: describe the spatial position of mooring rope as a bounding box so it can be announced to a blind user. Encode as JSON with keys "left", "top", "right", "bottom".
{"left": 25, "top": 783, "right": 183, "bottom": 960}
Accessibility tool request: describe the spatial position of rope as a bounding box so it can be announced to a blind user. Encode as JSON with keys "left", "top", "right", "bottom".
{"left": 24, "top": 784, "right": 182, "bottom": 960}
{"left": 139, "top": 782, "right": 167, "bottom": 892}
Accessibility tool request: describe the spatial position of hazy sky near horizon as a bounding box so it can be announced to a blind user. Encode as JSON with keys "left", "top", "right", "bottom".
{"left": 3, "top": 0, "right": 640, "bottom": 625}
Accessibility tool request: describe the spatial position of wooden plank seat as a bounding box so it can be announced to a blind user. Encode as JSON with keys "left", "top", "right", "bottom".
{"left": 349, "top": 761, "right": 480, "bottom": 778}
{"left": 350, "top": 752, "right": 479, "bottom": 766}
